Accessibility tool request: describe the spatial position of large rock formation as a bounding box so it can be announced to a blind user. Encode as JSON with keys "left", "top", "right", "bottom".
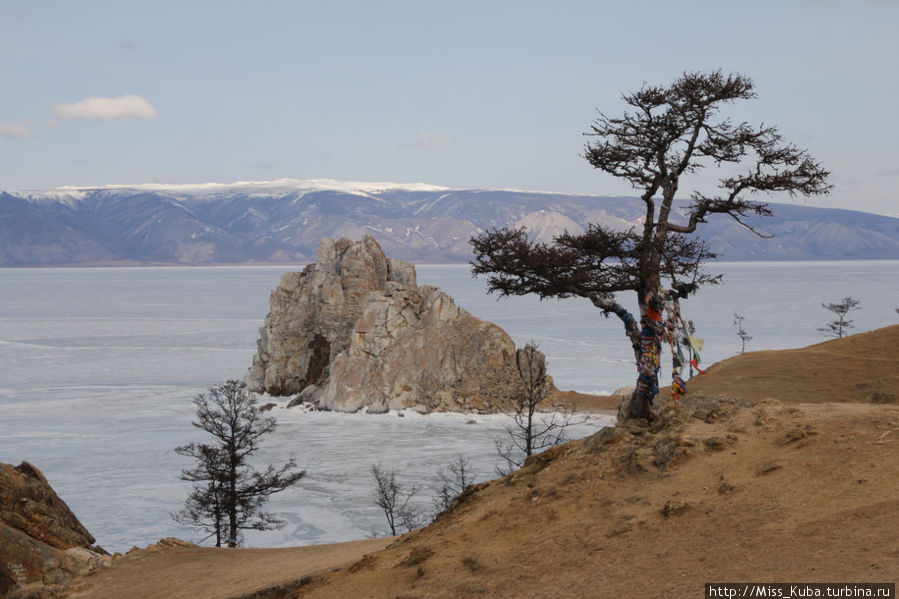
{"left": 0, "top": 462, "right": 110, "bottom": 598}
{"left": 246, "top": 236, "right": 545, "bottom": 412}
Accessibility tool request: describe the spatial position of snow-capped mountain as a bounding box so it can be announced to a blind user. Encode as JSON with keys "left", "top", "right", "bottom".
{"left": 1, "top": 179, "right": 897, "bottom": 265}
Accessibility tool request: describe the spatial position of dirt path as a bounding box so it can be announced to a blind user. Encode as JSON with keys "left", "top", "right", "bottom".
{"left": 66, "top": 538, "right": 392, "bottom": 599}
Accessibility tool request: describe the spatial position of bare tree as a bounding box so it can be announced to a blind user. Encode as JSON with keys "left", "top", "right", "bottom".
{"left": 432, "top": 455, "right": 476, "bottom": 515}
{"left": 471, "top": 71, "right": 831, "bottom": 422}
{"left": 172, "top": 443, "right": 228, "bottom": 547}
{"left": 370, "top": 464, "right": 423, "bottom": 536}
{"left": 173, "top": 380, "right": 305, "bottom": 547}
{"left": 495, "top": 343, "right": 581, "bottom": 474}
{"left": 819, "top": 297, "right": 861, "bottom": 338}
{"left": 733, "top": 313, "right": 752, "bottom": 353}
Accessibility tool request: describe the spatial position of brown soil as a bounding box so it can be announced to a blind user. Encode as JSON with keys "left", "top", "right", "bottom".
{"left": 554, "top": 324, "right": 899, "bottom": 413}
{"left": 61, "top": 325, "right": 899, "bottom": 599}
{"left": 64, "top": 538, "right": 392, "bottom": 599}
{"left": 673, "top": 325, "right": 899, "bottom": 406}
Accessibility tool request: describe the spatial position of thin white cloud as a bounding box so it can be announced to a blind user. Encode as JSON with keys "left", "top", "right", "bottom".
{"left": 54, "top": 94, "right": 158, "bottom": 121}
{"left": 398, "top": 132, "right": 453, "bottom": 149}
{"left": 0, "top": 122, "right": 34, "bottom": 140}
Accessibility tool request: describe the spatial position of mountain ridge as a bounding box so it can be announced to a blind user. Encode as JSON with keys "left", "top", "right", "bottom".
{"left": 2, "top": 180, "right": 898, "bottom": 265}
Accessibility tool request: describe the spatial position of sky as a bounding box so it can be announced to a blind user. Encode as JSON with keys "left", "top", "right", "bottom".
{"left": 1, "top": 0, "right": 897, "bottom": 216}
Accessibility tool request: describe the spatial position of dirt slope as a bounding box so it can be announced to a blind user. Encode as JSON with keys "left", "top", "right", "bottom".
{"left": 677, "top": 324, "right": 899, "bottom": 406}
{"left": 58, "top": 326, "right": 899, "bottom": 599}
{"left": 64, "top": 538, "right": 391, "bottom": 599}
{"left": 556, "top": 325, "right": 899, "bottom": 414}
{"left": 289, "top": 399, "right": 899, "bottom": 598}
{"left": 286, "top": 326, "right": 899, "bottom": 598}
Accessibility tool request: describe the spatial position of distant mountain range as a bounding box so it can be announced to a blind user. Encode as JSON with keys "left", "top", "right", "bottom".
{"left": 2, "top": 179, "right": 898, "bottom": 266}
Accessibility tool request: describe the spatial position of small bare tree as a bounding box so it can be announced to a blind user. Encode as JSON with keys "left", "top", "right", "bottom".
{"left": 733, "top": 313, "right": 752, "bottom": 353}
{"left": 173, "top": 380, "right": 305, "bottom": 547}
{"left": 819, "top": 297, "right": 860, "bottom": 338}
{"left": 370, "top": 464, "right": 422, "bottom": 536}
{"left": 496, "top": 343, "right": 580, "bottom": 475}
{"left": 432, "top": 455, "right": 476, "bottom": 515}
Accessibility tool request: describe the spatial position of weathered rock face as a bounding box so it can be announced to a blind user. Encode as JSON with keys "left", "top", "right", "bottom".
{"left": 0, "top": 462, "right": 110, "bottom": 597}
{"left": 246, "top": 236, "right": 543, "bottom": 413}
{"left": 245, "top": 235, "right": 411, "bottom": 396}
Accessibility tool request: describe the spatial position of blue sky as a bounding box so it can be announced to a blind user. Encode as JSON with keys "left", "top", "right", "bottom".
{"left": 1, "top": 0, "right": 897, "bottom": 215}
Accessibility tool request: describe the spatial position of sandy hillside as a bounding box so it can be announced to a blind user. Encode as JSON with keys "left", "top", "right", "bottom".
{"left": 61, "top": 538, "right": 391, "bottom": 599}
{"left": 291, "top": 407, "right": 899, "bottom": 598}
{"left": 61, "top": 326, "right": 899, "bottom": 599}
{"left": 676, "top": 324, "right": 899, "bottom": 406}
{"left": 557, "top": 324, "right": 899, "bottom": 413}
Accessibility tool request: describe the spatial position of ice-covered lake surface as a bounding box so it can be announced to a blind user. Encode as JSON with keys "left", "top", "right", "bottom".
{"left": 1, "top": 261, "right": 897, "bottom": 551}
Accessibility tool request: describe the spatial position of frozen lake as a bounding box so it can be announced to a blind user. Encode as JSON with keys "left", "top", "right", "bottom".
{"left": 1, "top": 261, "right": 897, "bottom": 551}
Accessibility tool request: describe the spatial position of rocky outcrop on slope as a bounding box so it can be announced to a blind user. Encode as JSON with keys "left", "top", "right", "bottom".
{"left": 246, "top": 236, "right": 545, "bottom": 413}
{"left": 0, "top": 462, "right": 110, "bottom": 598}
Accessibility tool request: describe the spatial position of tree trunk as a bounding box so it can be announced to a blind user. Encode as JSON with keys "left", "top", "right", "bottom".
{"left": 214, "top": 488, "right": 222, "bottom": 548}
{"left": 228, "top": 448, "right": 238, "bottom": 548}
{"left": 588, "top": 291, "right": 660, "bottom": 423}
{"left": 617, "top": 290, "right": 663, "bottom": 422}
{"left": 525, "top": 404, "right": 534, "bottom": 456}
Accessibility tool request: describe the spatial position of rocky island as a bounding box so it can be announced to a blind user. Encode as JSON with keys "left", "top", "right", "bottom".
{"left": 246, "top": 235, "right": 548, "bottom": 413}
